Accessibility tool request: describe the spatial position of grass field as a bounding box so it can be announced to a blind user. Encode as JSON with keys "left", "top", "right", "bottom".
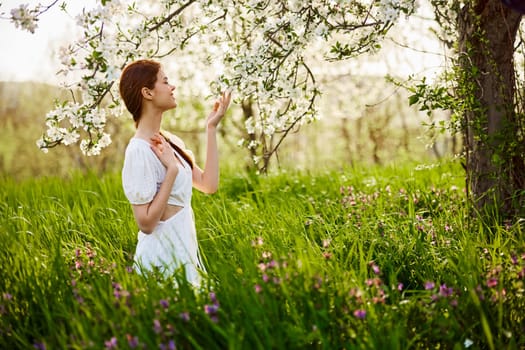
{"left": 1, "top": 161, "right": 524, "bottom": 349}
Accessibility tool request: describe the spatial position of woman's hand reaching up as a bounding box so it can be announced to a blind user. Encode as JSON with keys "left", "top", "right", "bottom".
{"left": 207, "top": 90, "right": 232, "bottom": 129}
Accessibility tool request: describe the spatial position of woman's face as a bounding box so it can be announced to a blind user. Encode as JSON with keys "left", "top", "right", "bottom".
{"left": 150, "top": 69, "right": 177, "bottom": 111}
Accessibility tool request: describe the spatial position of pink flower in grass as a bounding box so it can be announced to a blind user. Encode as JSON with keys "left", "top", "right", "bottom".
{"left": 153, "top": 319, "right": 162, "bottom": 334}
{"left": 323, "top": 252, "right": 332, "bottom": 260}
{"left": 252, "top": 237, "right": 264, "bottom": 246}
{"left": 487, "top": 277, "right": 498, "bottom": 288}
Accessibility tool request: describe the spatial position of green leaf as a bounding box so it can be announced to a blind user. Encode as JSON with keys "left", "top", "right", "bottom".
{"left": 408, "top": 94, "right": 419, "bottom": 106}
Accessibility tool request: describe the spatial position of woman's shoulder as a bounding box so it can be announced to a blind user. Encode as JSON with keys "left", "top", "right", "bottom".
{"left": 124, "top": 138, "right": 155, "bottom": 159}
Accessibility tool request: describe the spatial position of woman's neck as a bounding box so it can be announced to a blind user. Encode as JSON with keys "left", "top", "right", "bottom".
{"left": 135, "top": 110, "right": 162, "bottom": 140}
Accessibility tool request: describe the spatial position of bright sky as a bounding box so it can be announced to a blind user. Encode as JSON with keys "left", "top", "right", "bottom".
{"left": 0, "top": 1, "right": 96, "bottom": 84}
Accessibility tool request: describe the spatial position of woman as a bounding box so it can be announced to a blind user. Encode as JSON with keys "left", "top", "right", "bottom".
{"left": 119, "top": 59, "right": 231, "bottom": 287}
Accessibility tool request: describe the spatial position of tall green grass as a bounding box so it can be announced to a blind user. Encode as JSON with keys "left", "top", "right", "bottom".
{"left": 1, "top": 161, "right": 524, "bottom": 349}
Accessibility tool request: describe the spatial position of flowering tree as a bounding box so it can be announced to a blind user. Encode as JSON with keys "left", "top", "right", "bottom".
{"left": 5, "top": 0, "right": 415, "bottom": 171}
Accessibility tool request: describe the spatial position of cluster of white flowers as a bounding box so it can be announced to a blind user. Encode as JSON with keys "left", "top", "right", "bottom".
{"left": 10, "top": 3, "right": 40, "bottom": 33}
{"left": 13, "top": 0, "right": 414, "bottom": 162}
{"left": 37, "top": 100, "right": 111, "bottom": 155}
{"left": 377, "top": 0, "right": 413, "bottom": 23}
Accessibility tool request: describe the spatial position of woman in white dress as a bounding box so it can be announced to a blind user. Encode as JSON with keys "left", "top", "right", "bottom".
{"left": 118, "top": 59, "right": 231, "bottom": 287}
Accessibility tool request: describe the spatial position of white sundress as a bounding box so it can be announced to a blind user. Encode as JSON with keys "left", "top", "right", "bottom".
{"left": 121, "top": 137, "right": 206, "bottom": 287}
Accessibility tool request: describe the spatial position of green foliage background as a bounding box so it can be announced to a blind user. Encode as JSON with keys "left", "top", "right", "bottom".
{"left": 0, "top": 80, "right": 455, "bottom": 179}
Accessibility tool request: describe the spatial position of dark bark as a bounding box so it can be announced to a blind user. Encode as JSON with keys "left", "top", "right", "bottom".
{"left": 457, "top": 0, "right": 524, "bottom": 218}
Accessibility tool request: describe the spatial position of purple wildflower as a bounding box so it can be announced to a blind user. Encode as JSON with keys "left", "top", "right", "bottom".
{"left": 179, "top": 311, "right": 190, "bottom": 322}
{"left": 209, "top": 292, "right": 217, "bottom": 303}
{"left": 439, "top": 284, "right": 453, "bottom": 297}
{"left": 424, "top": 281, "right": 435, "bottom": 290}
{"left": 254, "top": 284, "right": 262, "bottom": 293}
{"left": 126, "top": 334, "right": 139, "bottom": 348}
{"left": 104, "top": 337, "right": 117, "bottom": 349}
{"left": 397, "top": 283, "right": 404, "bottom": 291}
{"left": 204, "top": 298, "right": 220, "bottom": 323}
{"left": 160, "top": 299, "right": 169, "bottom": 309}
{"left": 204, "top": 304, "right": 219, "bottom": 315}
{"left": 353, "top": 309, "right": 366, "bottom": 319}
{"left": 160, "top": 340, "right": 177, "bottom": 350}
{"left": 267, "top": 260, "right": 278, "bottom": 269}
{"left": 33, "top": 342, "right": 46, "bottom": 350}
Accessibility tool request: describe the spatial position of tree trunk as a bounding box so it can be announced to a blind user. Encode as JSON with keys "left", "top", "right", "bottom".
{"left": 241, "top": 100, "right": 258, "bottom": 172}
{"left": 457, "top": 0, "right": 524, "bottom": 218}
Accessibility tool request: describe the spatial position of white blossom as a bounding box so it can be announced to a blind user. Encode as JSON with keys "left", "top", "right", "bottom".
{"left": 10, "top": 4, "right": 39, "bottom": 33}
{"left": 20, "top": 0, "right": 415, "bottom": 163}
